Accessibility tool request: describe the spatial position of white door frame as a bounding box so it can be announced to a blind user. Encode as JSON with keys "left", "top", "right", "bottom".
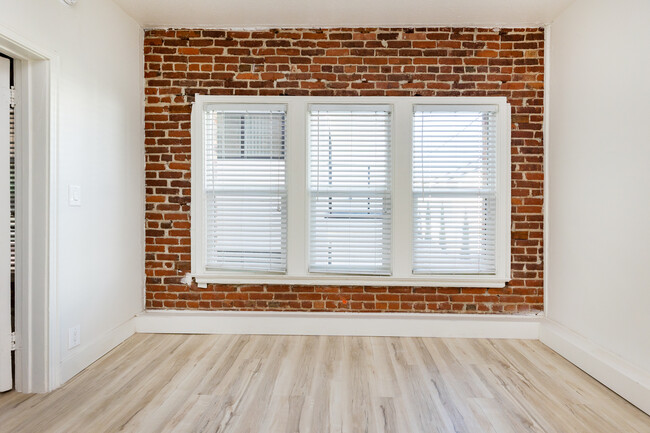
{"left": 0, "top": 55, "right": 11, "bottom": 392}
{"left": 0, "top": 25, "right": 58, "bottom": 393}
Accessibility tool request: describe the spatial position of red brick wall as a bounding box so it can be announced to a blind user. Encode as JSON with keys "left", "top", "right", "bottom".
{"left": 144, "top": 27, "right": 544, "bottom": 314}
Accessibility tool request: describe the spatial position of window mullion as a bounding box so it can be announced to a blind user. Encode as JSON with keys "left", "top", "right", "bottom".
{"left": 286, "top": 100, "right": 307, "bottom": 276}
{"left": 392, "top": 100, "right": 413, "bottom": 278}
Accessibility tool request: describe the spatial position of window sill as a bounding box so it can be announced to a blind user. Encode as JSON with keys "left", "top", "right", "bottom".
{"left": 191, "top": 273, "right": 509, "bottom": 288}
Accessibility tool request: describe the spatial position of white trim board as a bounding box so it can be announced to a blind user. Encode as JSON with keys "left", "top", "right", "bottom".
{"left": 135, "top": 311, "right": 541, "bottom": 339}
{"left": 59, "top": 317, "right": 136, "bottom": 384}
{"left": 540, "top": 319, "right": 650, "bottom": 415}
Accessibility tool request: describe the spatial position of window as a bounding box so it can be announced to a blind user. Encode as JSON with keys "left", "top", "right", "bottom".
{"left": 309, "top": 105, "right": 392, "bottom": 275}
{"left": 412, "top": 106, "right": 497, "bottom": 275}
{"left": 202, "top": 105, "right": 287, "bottom": 273}
{"left": 192, "top": 96, "right": 510, "bottom": 287}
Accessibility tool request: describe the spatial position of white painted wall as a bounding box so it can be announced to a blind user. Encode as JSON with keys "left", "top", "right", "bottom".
{"left": 548, "top": 0, "right": 650, "bottom": 374}
{"left": 0, "top": 0, "right": 144, "bottom": 384}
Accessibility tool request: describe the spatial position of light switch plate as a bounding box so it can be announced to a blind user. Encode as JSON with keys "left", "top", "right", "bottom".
{"left": 68, "top": 325, "right": 80, "bottom": 349}
{"left": 68, "top": 185, "right": 81, "bottom": 207}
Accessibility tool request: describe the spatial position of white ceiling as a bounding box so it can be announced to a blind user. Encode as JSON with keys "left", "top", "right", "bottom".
{"left": 112, "top": 0, "right": 575, "bottom": 29}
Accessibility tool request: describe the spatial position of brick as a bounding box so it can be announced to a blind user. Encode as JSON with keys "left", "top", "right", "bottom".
{"left": 144, "top": 27, "right": 545, "bottom": 315}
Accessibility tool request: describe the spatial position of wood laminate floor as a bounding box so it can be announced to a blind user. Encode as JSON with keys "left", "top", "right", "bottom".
{"left": 0, "top": 334, "right": 648, "bottom": 433}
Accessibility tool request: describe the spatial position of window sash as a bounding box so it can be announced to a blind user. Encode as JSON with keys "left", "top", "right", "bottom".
{"left": 203, "top": 106, "right": 288, "bottom": 273}
{"left": 308, "top": 105, "right": 392, "bottom": 275}
{"left": 412, "top": 108, "right": 498, "bottom": 275}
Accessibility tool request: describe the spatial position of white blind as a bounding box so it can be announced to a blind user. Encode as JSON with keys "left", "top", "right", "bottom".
{"left": 204, "top": 106, "right": 287, "bottom": 273}
{"left": 309, "top": 105, "right": 392, "bottom": 275}
{"left": 412, "top": 106, "right": 498, "bottom": 275}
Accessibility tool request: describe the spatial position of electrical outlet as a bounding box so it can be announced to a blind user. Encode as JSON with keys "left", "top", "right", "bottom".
{"left": 68, "top": 325, "right": 80, "bottom": 349}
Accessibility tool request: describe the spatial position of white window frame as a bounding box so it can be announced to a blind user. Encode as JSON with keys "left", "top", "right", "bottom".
{"left": 191, "top": 95, "right": 511, "bottom": 288}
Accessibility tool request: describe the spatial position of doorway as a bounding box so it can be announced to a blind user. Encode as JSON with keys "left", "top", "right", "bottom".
{"left": 0, "top": 29, "right": 57, "bottom": 393}
{"left": 0, "top": 53, "right": 12, "bottom": 392}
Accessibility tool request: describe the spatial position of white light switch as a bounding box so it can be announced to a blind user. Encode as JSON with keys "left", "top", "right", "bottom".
{"left": 68, "top": 325, "right": 80, "bottom": 349}
{"left": 68, "top": 185, "right": 81, "bottom": 207}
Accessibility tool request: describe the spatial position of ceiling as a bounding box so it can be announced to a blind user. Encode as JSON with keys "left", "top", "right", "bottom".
{"left": 112, "top": 0, "right": 575, "bottom": 29}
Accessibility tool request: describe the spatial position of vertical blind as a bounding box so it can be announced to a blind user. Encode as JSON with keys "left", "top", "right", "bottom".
{"left": 309, "top": 105, "right": 392, "bottom": 275}
{"left": 204, "top": 105, "right": 287, "bottom": 272}
{"left": 412, "top": 106, "right": 498, "bottom": 275}
{"left": 9, "top": 106, "right": 14, "bottom": 274}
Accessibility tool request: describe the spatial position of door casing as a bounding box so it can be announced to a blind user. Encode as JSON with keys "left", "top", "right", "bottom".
{"left": 0, "top": 24, "right": 59, "bottom": 393}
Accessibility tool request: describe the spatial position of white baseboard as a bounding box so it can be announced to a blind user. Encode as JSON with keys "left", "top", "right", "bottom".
{"left": 540, "top": 319, "right": 650, "bottom": 415}
{"left": 59, "top": 317, "right": 136, "bottom": 385}
{"left": 135, "top": 310, "right": 541, "bottom": 339}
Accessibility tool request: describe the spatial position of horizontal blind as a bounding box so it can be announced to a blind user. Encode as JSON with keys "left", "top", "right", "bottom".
{"left": 204, "top": 106, "right": 287, "bottom": 272}
{"left": 412, "top": 106, "right": 498, "bottom": 275}
{"left": 309, "top": 105, "right": 392, "bottom": 275}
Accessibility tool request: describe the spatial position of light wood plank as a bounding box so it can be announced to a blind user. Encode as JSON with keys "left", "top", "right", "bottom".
{"left": 0, "top": 334, "right": 647, "bottom": 433}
